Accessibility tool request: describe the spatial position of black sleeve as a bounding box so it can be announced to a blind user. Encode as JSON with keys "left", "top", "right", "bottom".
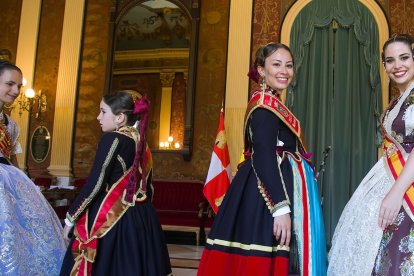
{"left": 249, "top": 108, "right": 290, "bottom": 214}
{"left": 66, "top": 132, "right": 120, "bottom": 223}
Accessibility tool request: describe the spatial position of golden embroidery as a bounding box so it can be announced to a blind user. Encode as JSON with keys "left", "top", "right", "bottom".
{"left": 385, "top": 143, "right": 397, "bottom": 158}
{"left": 272, "top": 200, "right": 290, "bottom": 213}
{"left": 117, "top": 155, "right": 127, "bottom": 173}
{"left": 249, "top": 124, "right": 291, "bottom": 214}
{"left": 0, "top": 123, "right": 13, "bottom": 159}
{"left": 206, "top": 238, "right": 290, "bottom": 253}
{"left": 68, "top": 137, "right": 119, "bottom": 223}
{"left": 116, "top": 126, "right": 138, "bottom": 144}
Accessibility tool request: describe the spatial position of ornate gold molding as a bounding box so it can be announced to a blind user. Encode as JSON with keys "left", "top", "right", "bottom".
{"left": 359, "top": 0, "right": 389, "bottom": 110}
{"left": 113, "top": 48, "right": 189, "bottom": 74}
{"left": 160, "top": 72, "right": 175, "bottom": 87}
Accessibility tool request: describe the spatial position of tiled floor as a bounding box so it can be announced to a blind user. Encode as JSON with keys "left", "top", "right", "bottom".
{"left": 171, "top": 267, "right": 197, "bottom": 276}
{"left": 168, "top": 244, "right": 202, "bottom": 276}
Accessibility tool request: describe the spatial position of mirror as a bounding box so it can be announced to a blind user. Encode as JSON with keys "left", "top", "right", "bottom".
{"left": 30, "top": 126, "right": 51, "bottom": 163}
{"left": 109, "top": 0, "right": 199, "bottom": 161}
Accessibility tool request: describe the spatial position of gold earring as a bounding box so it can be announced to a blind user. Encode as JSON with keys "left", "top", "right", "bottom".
{"left": 261, "top": 75, "right": 267, "bottom": 93}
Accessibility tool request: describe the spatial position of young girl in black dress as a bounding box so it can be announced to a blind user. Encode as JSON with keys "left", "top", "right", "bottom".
{"left": 60, "top": 90, "right": 171, "bottom": 275}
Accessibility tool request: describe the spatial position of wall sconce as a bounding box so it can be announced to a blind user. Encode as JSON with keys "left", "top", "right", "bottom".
{"left": 159, "top": 135, "right": 181, "bottom": 150}
{"left": 14, "top": 88, "right": 47, "bottom": 120}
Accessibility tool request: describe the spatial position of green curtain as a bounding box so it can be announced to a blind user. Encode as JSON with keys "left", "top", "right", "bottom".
{"left": 287, "top": 0, "right": 382, "bottom": 246}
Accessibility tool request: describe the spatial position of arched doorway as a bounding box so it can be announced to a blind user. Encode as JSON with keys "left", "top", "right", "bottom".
{"left": 281, "top": 0, "right": 389, "bottom": 245}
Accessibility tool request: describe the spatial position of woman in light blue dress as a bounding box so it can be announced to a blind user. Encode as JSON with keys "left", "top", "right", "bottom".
{"left": 0, "top": 60, "right": 66, "bottom": 275}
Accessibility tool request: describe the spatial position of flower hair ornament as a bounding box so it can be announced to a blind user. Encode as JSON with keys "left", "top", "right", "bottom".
{"left": 247, "top": 60, "right": 260, "bottom": 84}
{"left": 123, "top": 90, "right": 151, "bottom": 204}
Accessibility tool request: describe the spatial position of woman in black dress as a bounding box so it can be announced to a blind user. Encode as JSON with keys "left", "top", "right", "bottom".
{"left": 60, "top": 90, "right": 171, "bottom": 276}
{"left": 197, "top": 43, "right": 326, "bottom": 276}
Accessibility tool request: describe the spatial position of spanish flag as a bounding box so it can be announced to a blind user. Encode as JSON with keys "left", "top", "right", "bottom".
{"left": 203, "top": 109, "right": 231, "bottom": 213}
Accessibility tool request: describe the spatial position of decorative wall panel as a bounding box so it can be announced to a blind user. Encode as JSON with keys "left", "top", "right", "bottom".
{"left": 73, "top": 0, "right": 112, "bottom": 177}
{"left": 0, "top": 0, "right": 22, "bottom": 63}
{"left": 388, "top": 0, "right": 414, "bottom": 99}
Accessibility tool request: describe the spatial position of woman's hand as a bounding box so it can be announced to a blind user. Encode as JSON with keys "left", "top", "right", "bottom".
{"left": 273, "top": 214, "right": 291, "bottom": 246}
{"left": 378, "top": 186, "right": 404, "bottom": 230}
{"left": 63, "top": 224, "right": 73, "bottom": 244}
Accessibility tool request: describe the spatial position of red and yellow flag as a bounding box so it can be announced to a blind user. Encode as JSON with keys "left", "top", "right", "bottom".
{"left": 203, "top": 110, "right": 231, "bottom": 213}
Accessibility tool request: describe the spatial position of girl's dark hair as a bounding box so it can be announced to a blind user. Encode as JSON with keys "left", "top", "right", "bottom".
{"left": 248, "top": 42, "right": 294, "bottom": 83}
{"left": 103, "top": 89, "right": 151, "bottom": 204}
{"left": 0, "top": 60, "right": 22, "bottom": 76}
{"left": 381, "top": 34, "right": 414, "bottom": 63}
{"left": 103, "top": 90, "right": 139, "bottom": 126}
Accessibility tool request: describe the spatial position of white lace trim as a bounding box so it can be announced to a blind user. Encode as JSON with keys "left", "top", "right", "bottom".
{"left": 328, "top": 160, "right": 393, "bottom": 276}
{"left": 384, "top": 81, "right": 414, "bottom": 135}
{"left": 403, "top": 104, "right": 414, "bottom": 136}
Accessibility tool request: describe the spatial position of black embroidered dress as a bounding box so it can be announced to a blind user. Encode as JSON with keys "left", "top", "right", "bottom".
{"left": 198, "top": 89, "right": 326, "bottom": 275}
{"left": 60, "top": 127, "right": 171, "bottom": 276}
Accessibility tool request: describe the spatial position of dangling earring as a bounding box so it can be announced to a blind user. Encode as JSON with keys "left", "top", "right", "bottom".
{"left": 261, "top": 74, "right": 267, "bottom": 93}
{"left": 115, "top": 121, "right": 120, "bottom": 131}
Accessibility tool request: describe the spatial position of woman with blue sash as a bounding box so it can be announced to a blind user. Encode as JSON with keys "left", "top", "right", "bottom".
{"left": 197, "top": 43, "right": 326, "bottom": 276}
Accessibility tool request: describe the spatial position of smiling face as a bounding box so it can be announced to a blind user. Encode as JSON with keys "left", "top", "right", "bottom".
{"left": 97, "top": 100, "right": 119, "bottom": 132}
{"left": 257, "top": 48, "right": 294, "bottom": 93}
{"left": 0, "top": 69, "right": 22, "bottom": 107}
{"left": 383, "top": 41, "right": 414, "bottom": 92}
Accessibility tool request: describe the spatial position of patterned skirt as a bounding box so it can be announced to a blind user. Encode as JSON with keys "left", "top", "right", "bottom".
{"left": 372, "top": 207, "right": 414, "bottom": 275}
{"left": 197, "top": 159, "right": 292, "bottom": 276}
{"left": 198, "top": 156, "right": 326, "bottom": 276}
{"left": 0, "top": 163, "right": 66, "bottom": 275}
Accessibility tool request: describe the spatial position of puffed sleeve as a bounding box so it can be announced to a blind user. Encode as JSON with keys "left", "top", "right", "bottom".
{"left": 249, "top": 108, "right": 290, "bottom": 214}
{"left": 405, "top": 104, "right": 414, "bottom": 136}
{"left": 66, "top": 132, "right": 120, "bottom": 223}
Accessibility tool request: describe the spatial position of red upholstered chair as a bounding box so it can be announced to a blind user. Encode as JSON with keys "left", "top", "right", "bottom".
{"left": 152, "top": 179, "right": 208, "bottom": 245}
{"left": 73, "top": 178, "right": 87, "bottom": 190}
{"left": 33, "top": 177, "right": 54, "bottom": 190}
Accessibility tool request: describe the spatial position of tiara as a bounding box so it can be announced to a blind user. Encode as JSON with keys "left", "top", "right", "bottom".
{"left": 125, "top": 90, "right": 142, "bottom": 102}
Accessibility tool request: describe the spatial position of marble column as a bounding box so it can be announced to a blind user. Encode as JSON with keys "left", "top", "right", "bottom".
{"left": 48, "top": 0, "right": 85, "bottom": 185}
{"left": 159, "top": 72, "right": 175, "bottom": 144}
{"left": 11, "top": 0, "right": 42, "bottom": 171}
{"left": 224, "top": 0, "right": 253, "bottom": 173}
